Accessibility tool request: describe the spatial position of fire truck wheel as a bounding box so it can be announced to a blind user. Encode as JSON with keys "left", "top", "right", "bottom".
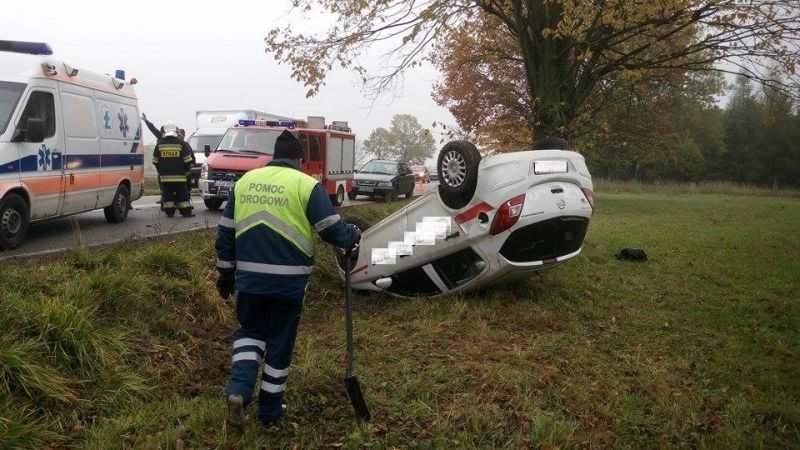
{"left": 437, "top": 140, "right": 481, "bottom": 209}
{"left": 330, "top": 185, "right": 345, "bottom": 207}
{"left": 336, "top": 216, "right": 371, "bottom": 271}
{"left": 204, "top": 198, "right": 223, "bottom": 210}
{"left": 0, "top": 193, "right": 30, "bottom": 250}
{"left": 104, "top": 184, "right": 130, "bottom": 224}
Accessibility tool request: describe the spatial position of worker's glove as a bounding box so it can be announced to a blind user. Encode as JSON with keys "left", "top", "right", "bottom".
{"left": 216, "top": 270, "right": 236, "bottom": 300}
{"left": 346, "top": 224, "right": 361, "bottom": 255}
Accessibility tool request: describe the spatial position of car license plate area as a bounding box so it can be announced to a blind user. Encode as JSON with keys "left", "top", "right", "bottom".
{"left": 361, "top": 186, "right": 374, "bottom": 192}
{"left": 216, "top": 180, "right": 233, "bottom": 196}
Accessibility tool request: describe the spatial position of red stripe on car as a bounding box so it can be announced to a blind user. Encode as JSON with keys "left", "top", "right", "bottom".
{"left": 455, "top": 202, "right": 494, "bottom": 225}
{"left": 352, "top": 264, "right": 368, "bottom": 274}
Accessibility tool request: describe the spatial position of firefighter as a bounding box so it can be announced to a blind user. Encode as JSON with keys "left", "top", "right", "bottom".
{"left": 152, "top": 122, "right": 195, "bottom": 217}
{"left": 216, "top": 130, "right": 360, "bottom": 432}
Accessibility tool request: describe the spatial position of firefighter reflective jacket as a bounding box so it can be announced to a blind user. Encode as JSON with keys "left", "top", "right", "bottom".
{"left": 152, "top": 136, "right": 193, "bottom": 183}
{"left": 215, "top": 159, "right": 358, "bottom": 299}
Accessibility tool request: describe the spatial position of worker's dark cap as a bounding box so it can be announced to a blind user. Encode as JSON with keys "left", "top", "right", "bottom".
{"left": 273, "top": 130, "right": 304, "bottom": 159}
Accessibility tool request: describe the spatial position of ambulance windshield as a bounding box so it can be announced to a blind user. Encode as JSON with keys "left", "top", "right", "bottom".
{"left": 216, "top": 129, "right": 280, "bottom": 155}
{"left": 0, "top": 81, "right": 26, "bottom": 136}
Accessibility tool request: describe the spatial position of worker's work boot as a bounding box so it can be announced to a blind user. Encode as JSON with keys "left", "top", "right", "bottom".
{"left": 225, "top": 394, "right": 245, "bottom": 435}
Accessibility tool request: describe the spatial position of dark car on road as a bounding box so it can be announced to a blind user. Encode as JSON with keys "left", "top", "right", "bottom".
{"left": 349, "top": 159, "right": 416, "bottom": 201}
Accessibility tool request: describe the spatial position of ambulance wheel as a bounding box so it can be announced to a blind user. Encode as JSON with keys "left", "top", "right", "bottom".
{"left": 347, "top": 189, "right": 358, "bottom": 201}
{"left": 330, "top": 185, "right": 345, "bottom": 207}
{"left": 437, "top": 140, "right": 481, "bottom": 209}
{"left": 0, "top": 193, "right": 30, "bottom": 250}
{"left": 336, "top": 216, "right": 371, "bottom": 271}
{"left": 104, "top": 184, "right": 130, "bottom": 224}
{"left": 204, "top": 198, "right": 223, "bottom": 210}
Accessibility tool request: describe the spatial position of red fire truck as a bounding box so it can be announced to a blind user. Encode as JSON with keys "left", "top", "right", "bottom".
{"left": 198, "top": 117, "right": 355, "bottom": 208}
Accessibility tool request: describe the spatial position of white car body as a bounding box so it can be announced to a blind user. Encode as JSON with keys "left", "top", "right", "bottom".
{"left": 342, "top": 149, "right": 594, "bottom": 298}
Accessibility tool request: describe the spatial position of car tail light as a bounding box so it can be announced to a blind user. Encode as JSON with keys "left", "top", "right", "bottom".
{"left": 490, "top": 194, "right": 526, "bottom": 235}
{"left": 581, "top": 188, "right": 594, "bottom": 213}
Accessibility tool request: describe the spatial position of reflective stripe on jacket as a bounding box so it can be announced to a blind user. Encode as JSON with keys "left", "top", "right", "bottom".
{"left": 215, "top": 159, "right": 359, "bottom": 299}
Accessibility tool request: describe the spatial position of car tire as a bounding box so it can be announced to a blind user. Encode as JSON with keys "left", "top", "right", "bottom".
{"left": 336, "top": 216, "right": 371, "bottom": 271}
{"left": 330, "top": 184, "right": 345, "bottom": 207}
{"left": 0, "top": 193, "right": 30, "bottom": 250}
{"left": 104, "top": 184, "right": 130, "bottom": 224}
{"left": 384, "top": 189, "right": 398, "bottom": 202}
{"left": 437, "top": 140, "right": 481, "bottom": 209}
{"left": 204, "top": 198, "right": 223, "bottom": 210}
{"left": 347, "top": 189, "right": 358, "bottom": 201}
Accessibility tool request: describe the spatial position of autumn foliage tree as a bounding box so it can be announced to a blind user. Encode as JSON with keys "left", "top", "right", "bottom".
{"left": 266, "top": 0, "right": 800, "bottom": 142}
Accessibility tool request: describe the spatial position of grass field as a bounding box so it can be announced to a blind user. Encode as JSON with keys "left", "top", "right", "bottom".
{"left": 1, "top": 191, "right": 798, "bottom": 449}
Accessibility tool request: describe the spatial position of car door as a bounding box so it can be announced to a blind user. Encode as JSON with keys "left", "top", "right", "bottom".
{"left": 14, "top": 84, "right": 66, "bottom": 219}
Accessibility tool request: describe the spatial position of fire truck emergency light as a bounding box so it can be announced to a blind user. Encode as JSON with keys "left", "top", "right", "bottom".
{"left": 238, "top": 119, "right": 297, "bottom": 128}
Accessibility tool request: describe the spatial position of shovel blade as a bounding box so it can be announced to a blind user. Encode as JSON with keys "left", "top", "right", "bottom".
{"left": 344, "top": 375, "right": 371, "bottom": 421}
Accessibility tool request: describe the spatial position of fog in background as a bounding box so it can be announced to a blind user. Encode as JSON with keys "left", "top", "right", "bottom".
{"left": 3, "top": 0, "right": 455, "bottom": 166}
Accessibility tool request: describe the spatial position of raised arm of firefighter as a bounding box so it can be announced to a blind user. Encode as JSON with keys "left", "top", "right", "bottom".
{"left": 142, "top": 113, "right": 163, "bottom": 141}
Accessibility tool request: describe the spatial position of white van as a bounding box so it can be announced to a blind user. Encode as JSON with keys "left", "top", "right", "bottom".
{"left": 0, "top": 41, "right": 144, "bottom": 249}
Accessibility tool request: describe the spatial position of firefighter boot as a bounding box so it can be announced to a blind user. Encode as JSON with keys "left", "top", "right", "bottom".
{"left": 225, "top": 394, "right": 245, "bottom": 435}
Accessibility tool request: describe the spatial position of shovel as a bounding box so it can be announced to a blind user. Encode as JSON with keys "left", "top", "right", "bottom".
{"left": 343, "top": 250, "right": 371, "bottom": 421}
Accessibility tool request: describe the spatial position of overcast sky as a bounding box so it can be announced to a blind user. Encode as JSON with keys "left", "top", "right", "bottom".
{"left": 3, "top": 0, "right": 455, "bottom": 154}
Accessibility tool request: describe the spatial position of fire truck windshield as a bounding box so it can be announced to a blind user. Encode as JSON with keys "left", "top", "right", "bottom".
{"left": 216, "top": 128, "right": 281, "bottom": 155}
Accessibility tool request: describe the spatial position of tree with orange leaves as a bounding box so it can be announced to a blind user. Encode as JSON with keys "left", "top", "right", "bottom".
{"left": 266, "top": 0, "right": 799, "bottom": 142}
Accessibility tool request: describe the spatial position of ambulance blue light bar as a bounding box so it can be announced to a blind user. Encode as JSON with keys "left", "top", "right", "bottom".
{"left": 238, "top": 119, "right": 297, "bottom": 128}
{"left": 0, "top": 40, "right": 53, "bottom": 55}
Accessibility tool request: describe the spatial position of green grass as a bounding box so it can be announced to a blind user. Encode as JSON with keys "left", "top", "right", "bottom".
{"left": 2, "top": 192, "right": 799, "bottom": 448}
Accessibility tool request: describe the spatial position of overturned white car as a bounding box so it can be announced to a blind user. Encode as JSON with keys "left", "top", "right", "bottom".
{"left": 338, "top": 141, "right": 594, "bottom": 298}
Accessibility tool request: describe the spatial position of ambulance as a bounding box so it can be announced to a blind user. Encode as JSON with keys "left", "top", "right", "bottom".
{"left": 198, "top": 117, "right": 355, "bottom": 209}
{"left": 0, "top": 41, "right": 144, "bottom": 249}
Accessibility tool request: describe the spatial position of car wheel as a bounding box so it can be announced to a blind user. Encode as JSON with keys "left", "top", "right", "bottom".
{"left": 204, "top": 197, "right": 223, "bottom": 210}
{"left": 437, "top": 140, "right": 481, "bottom": 208}
{"left": 0, "top": 193, "right": 30, "bottom": 250}
{"left": 336, "top": 216, "right": 371, "bottom": 271}
{"left": 104, "top": 183, "right": 130, "bottom": 224}
{"left": 384, "top": 189, "right": 398, "bottom": 202}
{"left": 347, "top": 189, "right": 358, "bottom": 201}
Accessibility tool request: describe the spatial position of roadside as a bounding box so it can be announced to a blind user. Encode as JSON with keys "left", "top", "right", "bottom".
{"left": 1, "top": 192, "right": 798, "bottom": 448}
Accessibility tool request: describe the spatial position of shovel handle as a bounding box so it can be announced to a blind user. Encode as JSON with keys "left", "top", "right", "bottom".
{"left": 344, "top": 253, "right": 354, "bottom": 378}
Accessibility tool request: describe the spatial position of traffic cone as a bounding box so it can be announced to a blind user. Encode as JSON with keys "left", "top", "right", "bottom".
{"left": 415, "top": 182, "right": 425, "bottom": 193}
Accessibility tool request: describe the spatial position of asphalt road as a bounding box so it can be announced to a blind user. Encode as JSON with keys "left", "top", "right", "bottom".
{"left": 1, "top": 182, "right": 437, "bottom": 260}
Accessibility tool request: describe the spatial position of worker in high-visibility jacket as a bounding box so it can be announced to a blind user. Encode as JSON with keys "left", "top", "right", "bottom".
{"left": 216, "top": 130, "right": 360, "bottom": 432}
{"left": 152, "top": 122, "right": 195, "bottom": 217}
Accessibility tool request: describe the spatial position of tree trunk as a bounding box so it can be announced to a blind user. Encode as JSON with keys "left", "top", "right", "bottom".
{"left": 516, "top": 0, "right": 569, "bottom": 141}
